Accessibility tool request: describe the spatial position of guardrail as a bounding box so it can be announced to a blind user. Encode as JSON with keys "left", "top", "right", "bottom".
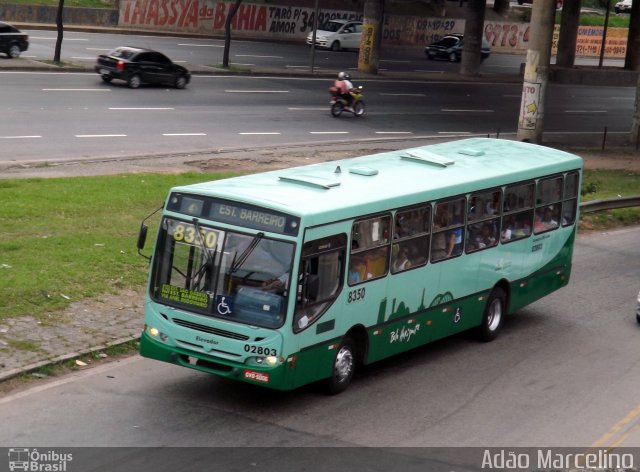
{"left": 580, "top": 196, "right": 640, "bottom": 214}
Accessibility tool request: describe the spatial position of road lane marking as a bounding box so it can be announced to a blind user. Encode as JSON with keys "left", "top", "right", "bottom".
{"left": 108, "top": 107, "right": 174, "bottom": 110}
{"left": 75, "top": 134, "right": 127, "bottom": 138}
{"left": 441, "top": 108, "right": 495, "bottom": 113}
{"left": 239, "top": 132, "right": 281, "bottom": 135}
{"left": 438, "top": 131, "right": 472, "bottom": 134}
{"left": 0, "top": 135, "right": 42, "bottom": 139}
{"left": 42, "top": 88, "right": 110, "bottom": 91}
{"left": 375, "top": 131, "right": 413, "bottom": 134}
{"left": 30, "top": 37, "right": 88, "bottom": 41}
{"left": 178, "top": 43, "right": 224, "bottom": 47}
{"left": 235, "top": 54, "right": 283, "bottom": 59}
{"left": 309, "top": 131, "right": 349, "bottom": 135}
{"left": 591, "top": 403, "right": 640, "bottom": 449}
{"left": 163, "top": 133, "right": 207, "bottom": 136}
{"left": 225, "top": 90, "right": 289, "bottom": 93}
{"left": 565, "top": 110, "right": 608, "bottom": 113}
{"left": 380, "top": 93, "right": 426, "bottom": 97}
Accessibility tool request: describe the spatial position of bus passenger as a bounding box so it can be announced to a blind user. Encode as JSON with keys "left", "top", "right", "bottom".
{"left": 393, "top": 247, "right": 412, "bottom": 272}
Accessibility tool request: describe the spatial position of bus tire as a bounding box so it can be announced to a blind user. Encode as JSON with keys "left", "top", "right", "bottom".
{"left": 478, "top": 287, "right": 506, "bottom": 342}
{"left": 326, "top": 336, "right": 356, "bottom": 394}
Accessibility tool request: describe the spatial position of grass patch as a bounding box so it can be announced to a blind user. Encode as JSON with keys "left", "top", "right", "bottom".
{"left": 0, "top": 172, "right": 237, "bottom": 322}
{"left": 580, "top": 168, "right": 640, "bottom": 231}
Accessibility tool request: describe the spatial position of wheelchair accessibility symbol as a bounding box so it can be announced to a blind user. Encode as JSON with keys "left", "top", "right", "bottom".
{"left": 215, "top": 295, "right": 233, "bottom": 315}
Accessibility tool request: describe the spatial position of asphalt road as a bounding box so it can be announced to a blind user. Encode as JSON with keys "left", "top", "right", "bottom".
{"left": 0, "top": 72, "right": 635, "bottom": 164}
{"left": 0, "top": 228, "right": 638, "bottom": 455}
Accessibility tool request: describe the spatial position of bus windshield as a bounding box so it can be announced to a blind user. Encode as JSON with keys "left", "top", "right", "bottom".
{"left": 151, "top": 217, "right": 294, "bottom": 328}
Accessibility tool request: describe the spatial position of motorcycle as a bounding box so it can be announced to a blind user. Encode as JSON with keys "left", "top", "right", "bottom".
{"left": 329, "top": 85, "right": 365, "bottom": 117}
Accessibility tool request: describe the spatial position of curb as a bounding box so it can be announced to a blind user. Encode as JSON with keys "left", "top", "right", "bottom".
{"left": 0, "top": 334, "right": 139, "bottom": 383}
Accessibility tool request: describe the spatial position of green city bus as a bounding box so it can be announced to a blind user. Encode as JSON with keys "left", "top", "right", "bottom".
{"left": 137, "top": 138, "right": 583, "bottom": 393}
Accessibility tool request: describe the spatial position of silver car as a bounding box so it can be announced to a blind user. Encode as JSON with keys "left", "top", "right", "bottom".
{"left": 306, "top": 20, "right": 362, "bottom": 51}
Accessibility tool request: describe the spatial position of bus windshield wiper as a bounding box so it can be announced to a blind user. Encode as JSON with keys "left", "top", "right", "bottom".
{"left": 191, "top": 218, "right": 217, "bottom": 289}
{"left": 229, "top": 232, "right": 264, "bottom": 275}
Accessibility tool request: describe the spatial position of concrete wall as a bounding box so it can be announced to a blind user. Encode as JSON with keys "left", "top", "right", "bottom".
{"left": 0, "top": 3, "right": 118, "bottom": 26}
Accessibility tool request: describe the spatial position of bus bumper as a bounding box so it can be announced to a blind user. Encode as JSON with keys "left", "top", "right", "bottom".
{"left": 139, "top": 330, "right": 294, "bottom": 390}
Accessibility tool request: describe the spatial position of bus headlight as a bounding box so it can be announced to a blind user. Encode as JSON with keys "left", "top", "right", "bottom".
{"left": 265, "top": 356, "right": 278, "bottom": 366}
{"left": 149, "top": 327, "right": 160, "bottom": 337}
{"left": 251, "top": 356, "right": 281, "bottom": 367}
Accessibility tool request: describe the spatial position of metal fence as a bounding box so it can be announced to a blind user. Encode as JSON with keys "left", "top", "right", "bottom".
{"left": 580, "top": 196, "right": 640, "bottom": 214}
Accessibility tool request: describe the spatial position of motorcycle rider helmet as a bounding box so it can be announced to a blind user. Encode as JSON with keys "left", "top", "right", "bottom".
{"left": 338, "top": 71, "right": 351, "bottom": 80}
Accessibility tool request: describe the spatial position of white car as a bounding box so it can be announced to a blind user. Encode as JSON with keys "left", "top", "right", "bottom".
{"left": 306, "top": 19, "right": 362, "bottom": 51}
{"left": 615, "top": 0, "right": 632, "bottom": 13}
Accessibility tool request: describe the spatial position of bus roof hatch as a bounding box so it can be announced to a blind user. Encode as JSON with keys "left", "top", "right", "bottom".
{"left": 400, "top": 149, "right": 455, "bottom": 167}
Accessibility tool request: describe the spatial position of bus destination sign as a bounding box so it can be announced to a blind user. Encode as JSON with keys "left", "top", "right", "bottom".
{"left": 167, "top": 193, "right": 300, "bottom": 236}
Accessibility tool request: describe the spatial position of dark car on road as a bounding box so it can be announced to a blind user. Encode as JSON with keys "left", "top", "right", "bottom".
{"left": 425, "top": 34, "right": 490, "bottom": 63}
{"left": 0, "top": 21, "right": 29, "bottom": 58}
{"left": 95, "top": 46, "right": 190, "bottom": 89}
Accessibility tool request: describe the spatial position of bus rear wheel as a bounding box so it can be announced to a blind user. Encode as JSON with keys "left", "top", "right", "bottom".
{"left": 326, "top": 336, "right": 355, "bottom": 394}
{"left": 478, "top": 287, "right": 506, "bottom": 342}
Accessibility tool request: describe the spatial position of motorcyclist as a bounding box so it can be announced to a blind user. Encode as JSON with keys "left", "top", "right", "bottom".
{"left": 334, "top": 71, "right": 355, "bottom": 111}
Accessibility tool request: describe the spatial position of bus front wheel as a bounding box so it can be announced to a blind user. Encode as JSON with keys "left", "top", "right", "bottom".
{"left": 478, "top": 287, "right": 506, "bottom": 342}
{"left": 326, "top": 336, "right": 355, "bottom": 394}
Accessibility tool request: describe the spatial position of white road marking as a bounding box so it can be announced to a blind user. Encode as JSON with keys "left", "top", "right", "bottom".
{"left": 162, "top": 133, "right": 207, "bottom": 136}
{"left": 438, "top": 131, "right": 472, "bottom": 135}
{"left": 375, "top": 131, "right": 413, "bottom": 134}
{"left": 441, "top": 108, "right": 494, "bottom": 113}
{"left": 178, "top": 43, "right": 224, "bottom": 47}
{"left": 42, "top": 88, "right": 110, "bottom": 91}
{"left": 108, "top": 107, "right": 174, "bottom": 110}
{"left": 565, "top": 110, "right": 607, "bottom": 113}
{"left": 309, "top": 131, "right": 349, "bottom": 135}
{"left": 239, "top": 132, "right": 281, "bottom": 135}
{"left": 30, "top": 37, "right": 88, "bottom": 41}
{"left": 230, "top": 63, "right": 255, "bottom": 66}
{"left": 0, "top": 135, "right": 42, "bottom": 139}
{"left": 75, "top": 134, "right": 127, "bottom": 138}
{"left": 235, "top": 54, "right": 283, "bottom": 59}
{"left": 225, "top": 90, "right": 289, "bottom": 93}
{"left": 380, "top": 93, "right": 426, "bottom": 97}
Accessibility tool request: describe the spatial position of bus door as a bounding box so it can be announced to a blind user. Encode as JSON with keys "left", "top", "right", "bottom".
{"left": 289, "top": 227, "right": 348, "bottom": 387}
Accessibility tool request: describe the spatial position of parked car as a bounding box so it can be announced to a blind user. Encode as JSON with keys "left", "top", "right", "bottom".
{"left": 425, "top": 34, "right": 491, "bottom": 63}
{"left": 0, "top": 21, "right": 29, "bottom": 58}
{"left": 615, "top": 0, "right": 632, "bottom": 13}
{"left": 306, "top": 19, "right": 362, "bottom": 51}
{"left": 94, "top": 46, "right": 190, "bottom": 89}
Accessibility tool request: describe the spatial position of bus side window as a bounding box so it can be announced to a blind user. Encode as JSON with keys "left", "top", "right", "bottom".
{"left": 431, "top": 198, "right": 465, "bottom": 261}
{"left": 391, "top": 204, "right": 430, "bottom": 272}
{"left": 349, "top": 215, "right": 391, "bottom": 284}
{"left": 502, "top": 182, "right": 534, "bottom": 243}
{"left": 562, "top": 172, "right": 579, "bottom": 226}
{"left": 534, "top": 176, "right": 563, "bottom": 234}
{"left": 294, "top": 234, "right": 347, "bottom": 333}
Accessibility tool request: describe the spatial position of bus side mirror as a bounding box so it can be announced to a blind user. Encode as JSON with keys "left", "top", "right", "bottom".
{"left": 137, "top": 224, "right": 150, "bottom": 260}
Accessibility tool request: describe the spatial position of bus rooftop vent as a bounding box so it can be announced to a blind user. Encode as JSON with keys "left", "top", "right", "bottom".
{"left": 279, "top": 174, "right": 341, "bottom": 189}
{"left": 349, "top": 166, "right": 379, "bottom": 176}
{"left": 458, "top": 148, "right": 485, "bottom": 157}
{"left": 401, "top": 149, "right": 455, "bottom": 167}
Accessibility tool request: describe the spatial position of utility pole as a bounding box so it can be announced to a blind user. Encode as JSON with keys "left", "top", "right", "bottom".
{"left": 358, "top": 0, "right": 384, "bottom": 74}
{"left": 516, "top": 0, "right": 557, "bottom": 143}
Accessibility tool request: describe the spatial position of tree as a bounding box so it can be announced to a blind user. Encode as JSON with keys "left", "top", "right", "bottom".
{"left": 460, "top": 0, "right": 487, "bottom": 76}
{"left": 222, "top": 0, "right": 242, "bottom": 68}
{"left": 54, "top": 0, "right": 64, "bottom": 63}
